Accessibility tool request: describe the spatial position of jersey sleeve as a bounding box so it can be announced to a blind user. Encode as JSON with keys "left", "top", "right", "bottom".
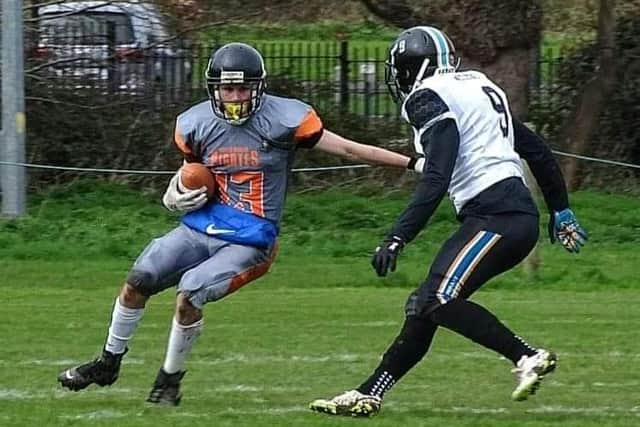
{"left": 174, "top": 111, "right": 199, "bottom": 162}
{"left": 388, "top": 119, "right": 460, "bottom": 242}
{"left": 513, "top": 119, "right": 569, "bottom": 212}
{"left": 402, "top": 88, "right": 458, "bottom": 132}
{"left": 294, "top": 108, "right": 324, "bottom": 149}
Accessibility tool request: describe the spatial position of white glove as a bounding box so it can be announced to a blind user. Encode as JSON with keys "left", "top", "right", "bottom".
{"left": 162, "top": 172, "right": 208, "bottom": 212}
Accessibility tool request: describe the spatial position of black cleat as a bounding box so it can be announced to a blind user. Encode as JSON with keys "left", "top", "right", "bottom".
{"left": 146, "top": 369, "right": 185, "bottom": 406}
{"left": 58, "top": 348, "right": 127, "bottom": 391}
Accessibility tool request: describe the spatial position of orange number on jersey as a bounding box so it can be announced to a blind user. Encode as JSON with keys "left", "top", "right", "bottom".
{"left": 215, "top": 171, "right": 265, "bottom": 217}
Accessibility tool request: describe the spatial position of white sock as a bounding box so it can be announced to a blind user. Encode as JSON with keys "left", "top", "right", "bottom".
{"left": 104, "top": 298, "right": 144, "bottom": 355}
{"left": 162, "top": 317, "right": 204, "bottom": 374}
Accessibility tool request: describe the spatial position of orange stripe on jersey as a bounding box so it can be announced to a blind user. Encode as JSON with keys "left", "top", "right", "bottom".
{"left": 233, "top": 171, "right": 265, "bottom": 217}
{"left": 174, "top": 128, "right": 192, "bottom": 155}
{"left": 214, "top": 173, "right": 230, "bottom": 204}
{"left": 294, "top": 109, "right": 323, "bottom": 142}
{"left": 227, "top": 243, "right": 279, "bottom": 295}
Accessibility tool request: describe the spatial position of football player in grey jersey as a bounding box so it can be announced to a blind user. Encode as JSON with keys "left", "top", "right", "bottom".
{"left": 57, "top": 42, "right": 424, "bottom": 405}
{"left": 310, "top": 26, "right": 587, "bottom": 417}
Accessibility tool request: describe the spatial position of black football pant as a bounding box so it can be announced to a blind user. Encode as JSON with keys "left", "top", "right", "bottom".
{"left": 359, "top": 212, "right": 540, "bottom": 397}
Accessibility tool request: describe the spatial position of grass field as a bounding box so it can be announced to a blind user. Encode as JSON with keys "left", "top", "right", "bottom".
{"left": 1, "top": 182, "right": 639, "bottom": 426}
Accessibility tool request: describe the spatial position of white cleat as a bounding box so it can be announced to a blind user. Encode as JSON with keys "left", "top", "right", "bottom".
{"left": 511, "top": 349, "right": 557, "bottom": 401}
{"left": 309, "top": 389, "right": 382, "bottom": 417}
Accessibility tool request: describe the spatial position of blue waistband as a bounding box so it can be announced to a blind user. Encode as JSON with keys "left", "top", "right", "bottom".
{"left": 181, "top": 203, "right": 278, "bottom": 248}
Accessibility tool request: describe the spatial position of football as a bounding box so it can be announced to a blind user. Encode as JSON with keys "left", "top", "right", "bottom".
{"left": 179, "top": 162, "right": 216, "bottom": 199}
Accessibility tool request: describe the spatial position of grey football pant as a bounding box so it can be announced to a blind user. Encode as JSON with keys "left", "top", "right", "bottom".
{"left": 127, "top": 224, "right": 276, "bottom": 308}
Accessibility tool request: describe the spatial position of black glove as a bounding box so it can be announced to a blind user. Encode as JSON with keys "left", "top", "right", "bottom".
{"left": 371, "top": 236, "right": 405, "bottom": 277}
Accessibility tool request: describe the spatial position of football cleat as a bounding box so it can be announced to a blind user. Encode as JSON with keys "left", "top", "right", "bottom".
{"left": 146, "top": 369, "right": 185, "bottom": 406}
{"left": 309, "top": 389, "right": 381, "bottom": 417}
{"left": 511, "top": 349, "right": 557, "bottom": 401}
{"left": 58, "top": 348, "right": 126, "bottom": 391}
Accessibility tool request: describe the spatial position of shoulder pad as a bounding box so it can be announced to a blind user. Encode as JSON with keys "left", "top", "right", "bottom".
{"left": 252, "top": 95, "right": 319, "bottom": 150}
{"left": 175, "top": 101, "right": 221, "bottom": 159}
{"left": 402, "top": 88, "right": 451, "bottom": 130}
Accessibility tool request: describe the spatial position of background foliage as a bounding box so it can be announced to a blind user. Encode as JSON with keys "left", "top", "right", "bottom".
{"left": 529, "top": 8, "right": 640, "bottom": 187}
{"left": 15, "top": 0, "right": 640, "bottom": 193}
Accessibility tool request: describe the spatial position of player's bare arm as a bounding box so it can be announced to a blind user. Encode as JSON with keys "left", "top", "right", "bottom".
{"left": 313, "top": 129, "right": 424, "bottom": 172}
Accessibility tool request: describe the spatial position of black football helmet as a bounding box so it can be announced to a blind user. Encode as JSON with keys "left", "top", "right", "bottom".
{"left": 205, "top": 42, "right": 267, "bottom": 124}
{"left": 385, "top": 26, "right": 460, "bottom": 103}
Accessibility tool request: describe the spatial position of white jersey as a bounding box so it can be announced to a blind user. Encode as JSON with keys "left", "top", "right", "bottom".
{"left": 401, "top": 70, "right": 525, "bottom": 212}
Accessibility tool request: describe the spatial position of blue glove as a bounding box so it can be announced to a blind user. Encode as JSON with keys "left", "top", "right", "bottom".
{"left": 371, "top": 236, "right": 405, "bottom": 277}
{"left": 548, "top": 208, "right": 587, "bottom": 253}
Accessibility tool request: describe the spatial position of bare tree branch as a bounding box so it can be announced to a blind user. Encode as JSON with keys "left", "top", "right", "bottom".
{"left": 26, "top": 95, "right": 142, "bottom": 109}
{"left": 26, "top": 1, "right": 307, "bottom": 74}
{"left": 25, "top": 1, "right": 116, "bottom": 22}
{"left": 26, "top": 10, "right": 264, "bottom": 74}
{"left": 25, "top": 0, "right": 69, "bottom": 11}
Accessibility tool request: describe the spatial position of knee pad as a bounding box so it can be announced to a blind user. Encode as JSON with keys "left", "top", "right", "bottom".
{"left": 404, "top": 287, "right": 444, "bottom": 319}
{"left": 404, "top": 291, "right": 421, "bottom": 317}
{"left": 126, "top": 269, "right": 160, "bottom": 297}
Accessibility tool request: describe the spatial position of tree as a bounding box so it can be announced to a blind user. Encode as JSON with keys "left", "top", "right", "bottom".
{"left": 360, "top": 0, "right": 543, "bottom": 117}
{"left": 560, "top": 0, "right": 616, "bottom": 190}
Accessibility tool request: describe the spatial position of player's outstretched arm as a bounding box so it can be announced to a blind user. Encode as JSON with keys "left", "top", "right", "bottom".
{"left": 372, "top": 119, "right": 459, "bottom": 276}
{"left": 313, "top": 130, "right": 425, "bottom": 172}
{"left": 513, "top": 119, "right": 587, "bottom": 253}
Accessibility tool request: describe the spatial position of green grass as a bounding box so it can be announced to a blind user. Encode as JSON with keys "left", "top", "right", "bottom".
{"left": 1, "top": 182, "right": 639, "bottom": 426}
{"left": 199, "top": 21, "right": 400, "bottom": 43}
{"left": 1, "top": 181, "right": 639, "bottom": 290}
{"left": 0, "top": 287, "right": 638, "bottom": 426}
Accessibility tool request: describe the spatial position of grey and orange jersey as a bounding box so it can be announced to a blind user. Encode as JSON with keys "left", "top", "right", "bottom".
{"left": 174, "top": 94, "right": 323, "bottom": 224}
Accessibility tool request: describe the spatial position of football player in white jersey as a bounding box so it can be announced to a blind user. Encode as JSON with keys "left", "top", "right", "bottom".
{"left": 310, "top": 26, "right": 587, "bottom": 417}
{"left": 56, "top": 42, "right": 424, "bottom": 405}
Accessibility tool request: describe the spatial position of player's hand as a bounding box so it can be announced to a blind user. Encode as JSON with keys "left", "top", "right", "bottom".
{"left": 162, "top": 173, "right": 208, "bottom": 212}
{"left": 548, "top": 208, "right": 587, "bottom": 253}
{"left": 371, "top": 236, "right": 405, "bottom": 276}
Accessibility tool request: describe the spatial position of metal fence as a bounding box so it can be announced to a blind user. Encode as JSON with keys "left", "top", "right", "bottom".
{"left": 26, "top": 26, "right": 566, "bottom": 124}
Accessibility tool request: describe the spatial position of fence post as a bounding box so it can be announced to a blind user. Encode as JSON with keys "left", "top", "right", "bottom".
{"left": 361, "top": 61, "right": 376, "bottom": 120}
{"left": 106, "top": 21, "right": 117, "bottom": 94}
{"left": 529, "top": 41, "right": 541, "bottom": 93}
{"left": 338, "top": 40, "right": 349, "bottom": 113}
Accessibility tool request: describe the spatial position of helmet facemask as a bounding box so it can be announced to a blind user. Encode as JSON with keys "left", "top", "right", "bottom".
{"left": 385, "top": 56, "right": 433, "bottom": 103}
{"left": 205, "top": 43, "right": 267, "bottom": 125}
{"left": 206, "top": 71, "right": 265, "bottom": 125}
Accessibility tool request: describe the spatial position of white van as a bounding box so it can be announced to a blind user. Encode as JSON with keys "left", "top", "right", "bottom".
{"left": 35, "top": 1, "right": 191, "bottom": 91}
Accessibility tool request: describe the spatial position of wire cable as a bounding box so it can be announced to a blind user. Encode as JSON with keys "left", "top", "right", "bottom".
{"left": 1, "top": 150, "right": 639, "bottom": 174}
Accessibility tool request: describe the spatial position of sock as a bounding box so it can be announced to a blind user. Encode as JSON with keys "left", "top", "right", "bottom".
{"left": 357, "top": 316, "right": 437, "bottom": 398}
{"left": 104, "top": 297, "right": 144, "bottom": 355}
{"left": 430, "top": 299, "right": 537, "bottom": 365}
{"left": 162, "top": 317, "right": 204, "bottom": 374}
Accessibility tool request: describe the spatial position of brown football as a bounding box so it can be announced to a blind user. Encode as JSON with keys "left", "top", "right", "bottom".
{"left": 179, "top": 163, "right": 216, "bottom": 199}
